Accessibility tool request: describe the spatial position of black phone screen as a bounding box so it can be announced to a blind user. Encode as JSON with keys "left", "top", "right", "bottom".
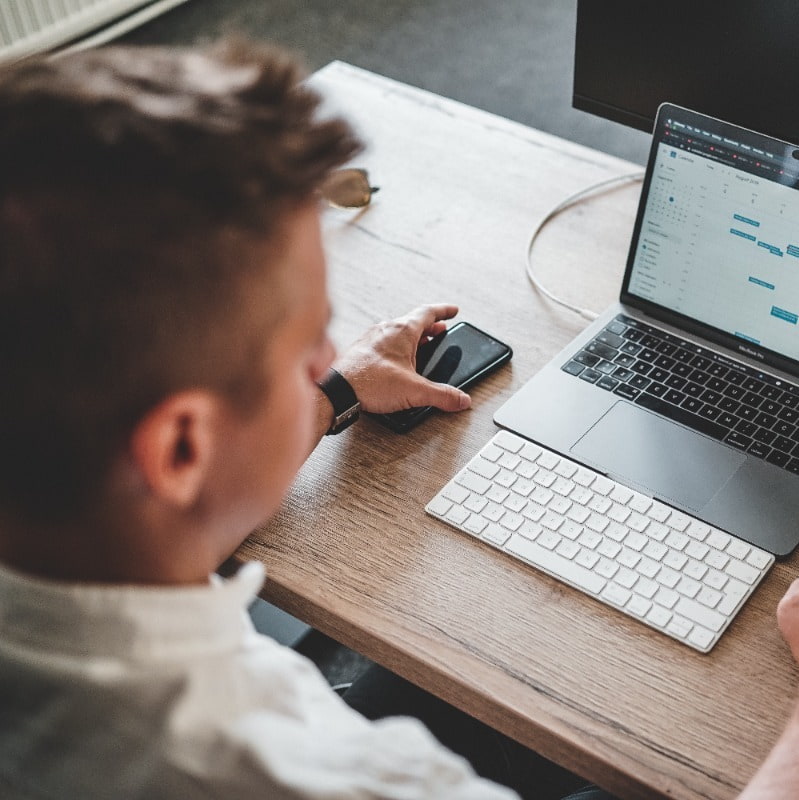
{"left": 416, "top": 322, "right": 510, "bottom": 386}
{"left": 368, "top": 321, "right": 512, "bottom": 432}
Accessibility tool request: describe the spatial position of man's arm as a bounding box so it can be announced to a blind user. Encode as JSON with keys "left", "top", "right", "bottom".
{"left": 738, "top": 579, "right": 799, "bottom": 799}
{"left": 313, "top": 303, "right": 472, "bottom": 441}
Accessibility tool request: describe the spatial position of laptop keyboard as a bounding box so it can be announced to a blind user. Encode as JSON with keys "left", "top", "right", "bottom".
{"left": 426, "top": 430, "right": 774, "bottom": 653}
{"left": 562, "top": 314, "right": 799, "bottom": 472}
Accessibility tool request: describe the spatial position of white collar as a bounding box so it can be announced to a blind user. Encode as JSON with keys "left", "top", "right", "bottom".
{"left": 0, "top": 560, "right": 265, "bottom": 661}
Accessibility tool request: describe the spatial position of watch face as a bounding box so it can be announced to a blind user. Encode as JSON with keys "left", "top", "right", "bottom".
{"left": 330, "top": 403, "right": 360, "bottom": 434}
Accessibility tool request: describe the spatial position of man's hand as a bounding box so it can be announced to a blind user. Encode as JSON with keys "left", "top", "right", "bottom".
{"left": 778, "top": 579, "right": 799, "bottom": 664}
{"left": 735, "top": 581, "right": 799, "bottom": 799}
{"left": 335, "top": 304, "right": 472, "bottom": 415}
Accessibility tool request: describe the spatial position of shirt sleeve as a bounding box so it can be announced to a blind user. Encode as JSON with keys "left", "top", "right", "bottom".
{"left": 225, "top": 700, "right": 522, "bottom": 800}
{"left": 165, "top": 635, "right": 521, "bottom": 800}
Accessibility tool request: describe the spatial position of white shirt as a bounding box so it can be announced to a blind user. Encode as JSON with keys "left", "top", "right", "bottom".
{"left": 0, "top": 560, "right": 517, "bottom": 799}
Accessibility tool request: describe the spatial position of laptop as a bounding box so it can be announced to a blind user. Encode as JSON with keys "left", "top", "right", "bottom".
{"left": 495, "top": 101, "right": 799, "bottom": 558}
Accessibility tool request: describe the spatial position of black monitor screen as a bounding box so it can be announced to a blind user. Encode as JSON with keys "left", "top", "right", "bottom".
{"left": 573, "top": 1, "right": 799, "bottom": 142}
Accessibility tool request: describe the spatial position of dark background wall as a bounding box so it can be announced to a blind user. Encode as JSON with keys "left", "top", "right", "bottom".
{"left": 121, "top": 0, "right": 650, "bottom": 165}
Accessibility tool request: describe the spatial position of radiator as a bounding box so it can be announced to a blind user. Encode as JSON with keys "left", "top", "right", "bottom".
{"left": 0, "top": 0, "right": 190, "bottom": 63}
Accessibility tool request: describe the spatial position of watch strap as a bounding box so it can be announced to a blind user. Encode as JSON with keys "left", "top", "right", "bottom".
{"left": 317, "top": 367, "right": 360, "bottom": 435}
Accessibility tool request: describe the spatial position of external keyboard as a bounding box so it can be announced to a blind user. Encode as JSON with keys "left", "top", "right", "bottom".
{"left": 425, "top": 430, "right": 774, "bottom": 653}
{"left": 562, "top": 314, "right": 799, "bottom": 474}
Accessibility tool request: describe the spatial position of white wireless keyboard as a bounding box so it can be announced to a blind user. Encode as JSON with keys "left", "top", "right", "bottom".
{"left": 426, "top": 430, "right": 775, "bottom": 653}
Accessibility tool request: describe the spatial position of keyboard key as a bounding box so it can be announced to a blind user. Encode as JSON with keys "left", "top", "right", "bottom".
{"left": 587, "top": 342, "right": 619, "bottom": 360}
{"left": 601, "top": 583, "right": 631, "bottom": 606}
{"left": 610, "top": 484, "right": 633, "bottom": 504}
{"left": 667, "top": 615, "right": 693, "bottom": 639}
{"left": 706, "top": 530, "right": 730, "bottom": 550}
{"left": 666, "top": 511, "right": 692, "bottom": 532}
{"left": 726, "top": 539, "right": 750, "bottom": 561}
{"left": 748, "top": 442, "right": 770, "bottom": 459}
{"left": 595, "top": 558, "right": 618, "bottom": 580}
{"left": 766, "top": 450, "right": 790, "bottom": 467}
{"left": 518, "top": 520, "right": 542, "bottom": 540}
{"left": 606, "top": 320, "right": 627, "bottom": 336}
{"left": 637, "top": 577, "right": 659, "bottom": 598}
{"left": 627, "top": 595, "right": 652, "bottom": 617}
{"left": 484, "top": 503, "right": 505, "bottom": 522}
{"left": 597, "top": 331, "right": 625, "bottom": 349}
{"left": 705, "top": 549, "right": 729, "bottom": 570}
{"left": 686, "top": 519, "right": 710, "bottom": 540}
{"left": 442, "top": 483, "right": 470, "bottom": 504}
{"left": 726, "top": 370, "right": 746, "bottom": 385}
{"left": 503, "top": 493, "right": 526, "bottom": 513}
{"left": 656, "top": 587, "right": 679, "bottom": 609}
{"left": 697, "top": 586, "right": 722, "bottom": 608}
{"left": 614, "top": 384, "right": 640, "bottom": 400}
{"left": 685, "top": 540, "right": 709, "bottom": 561}
{"left": 520, "top": 441, "right": 543, "bottom": 461}
{"left": 498, "top": 452, "right": 522, "bottom": 470}
{"left": 483, "top": 523, "right": 511, "bottom": 546}
{"left": 747, "top": 549, "right": 773, "bottom": 570}
{"left": 456, "top": 471, "right": 491, "bottom": 494}
{"left": 470, "top": 458, "right": 500, "bottom": 480}
{"left": 427, "top": 495, "right": 453, "bottom": 516}
{"left": 628, "top": 493, "right": 652, "bottom": 514}
{"left": 688, "top": 627, "right": 715, "bottom": 651}
{"left": 647, "top": 501, "right": 672, "bottom": 523}
{"left": 675, "top": 596, "right": 725, "bottom": 632}
{"left": 556, "top": 539, "right": 580, "bottom": 560}
{"left": 725, "top": 431, "right": 752, "bottom": 451}
{"left": 496, "top": 430, "right": 525, "bottom": 452}
{"left": 487, "top": 485, "right": 510, "bottom": 504}
{"left": 464, "top": 515, "right": 488, "bottom": 536}
{"left": 445, "top": 505, "right": 470, "bottom": 525}
{"left": 647, "top": 605, "right": 672, "bottom": 628}
{"left": 465, "top": 495, "right": 488, "bottom": 513}
{"left": 725, "top": 558, "right": 760, "bottom": 585}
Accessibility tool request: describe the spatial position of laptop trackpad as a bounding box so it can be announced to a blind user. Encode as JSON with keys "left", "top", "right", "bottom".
{"left": 570, "top": 402, "right": 745, "bottom": 512}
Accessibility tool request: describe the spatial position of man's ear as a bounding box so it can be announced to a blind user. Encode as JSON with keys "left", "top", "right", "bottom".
{"left": 129, "top": 390, "right": 220, "bottom": 508}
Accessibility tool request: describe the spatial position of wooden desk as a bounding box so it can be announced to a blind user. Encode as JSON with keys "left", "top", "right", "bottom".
{"left": 235, "top": 62, "right": 799, "bottom": 800}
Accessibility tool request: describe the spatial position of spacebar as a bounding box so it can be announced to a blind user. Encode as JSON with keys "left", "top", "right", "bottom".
{"left": 504, "top": 534, "right": 606, "bottom": 595}
{"left": 634, "top": 393, "right": 727, "bottom": 440}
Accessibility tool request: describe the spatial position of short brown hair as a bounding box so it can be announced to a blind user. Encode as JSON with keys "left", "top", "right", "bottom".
{"left": 0, "top": 38, "right": 362, "bottom": 522}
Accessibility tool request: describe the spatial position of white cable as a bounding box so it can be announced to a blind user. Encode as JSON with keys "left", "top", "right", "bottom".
{"left": 49, "top": 0, "right": 191, "bottom": 59}
{"left": 525, "top": 170, "right": 645, "bottom": 321}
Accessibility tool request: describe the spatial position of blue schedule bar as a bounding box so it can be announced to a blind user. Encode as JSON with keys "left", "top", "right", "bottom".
{"left": 749, "top": 276, "right": 775, "bottom": 290}
{"left": 771, "top": 306, "right": 798, "bottom": 324}
{"left": 733, "top": 214, "right": 761, "bottom": 227}
{"left": 731, "top": 228, "right": 757, "bottom": 241}
{"left": 788, "top": 245, "right": 799, "bottom": 258}
{"left": 735, "top": 331, "right": 761, "bottom": 344}
{"left": 758, "top": 241, "right": 784, "bottom": 256}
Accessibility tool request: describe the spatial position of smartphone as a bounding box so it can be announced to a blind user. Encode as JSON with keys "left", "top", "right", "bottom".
{"left": 367, "top": 321, "right": 513, "bottom": 433}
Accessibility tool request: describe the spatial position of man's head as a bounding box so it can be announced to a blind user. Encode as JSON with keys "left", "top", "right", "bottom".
{"left": 0, "top": 39, "right": 360, "bottom": 546}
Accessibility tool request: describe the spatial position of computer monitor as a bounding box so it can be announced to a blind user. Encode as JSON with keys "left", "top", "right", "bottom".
{"left": 573, "top": 1, "right": 799, "bottom": 143}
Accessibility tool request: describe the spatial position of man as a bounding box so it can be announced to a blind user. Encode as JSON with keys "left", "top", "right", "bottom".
{"left": 0, "top": 36, "right": 576, "bottom": 799}
{"left": 0, "top": 36, "right": 796, "bottom": 800}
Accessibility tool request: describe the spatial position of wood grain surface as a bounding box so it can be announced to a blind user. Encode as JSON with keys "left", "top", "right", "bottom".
{"left": 234, "top": 62, "right": 799, "bottom": 800}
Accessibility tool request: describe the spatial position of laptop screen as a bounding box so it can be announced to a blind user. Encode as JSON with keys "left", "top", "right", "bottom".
{"left": 622, "top": 103, "right": 799, "bottom": 373}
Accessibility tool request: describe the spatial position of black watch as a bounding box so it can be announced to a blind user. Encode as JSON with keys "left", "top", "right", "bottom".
{"left": 317, "top": 367, "right": 361, "bottom": 435}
